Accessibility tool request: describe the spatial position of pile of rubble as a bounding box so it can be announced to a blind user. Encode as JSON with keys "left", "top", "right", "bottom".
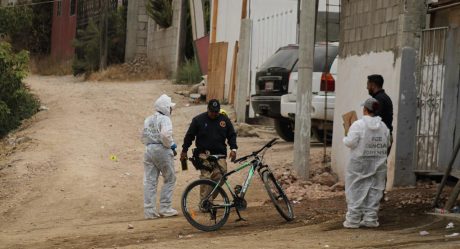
{"left": 272, "top": 163, "right": 344, "bottom": 202}
{"left": 89, "top": 56, "right": 169, "bottom": 81}
{"left": 123, "top": 56, "right": 168, "bottom": 77}
{"left": 392, "top": 179, "right": 438, "bottom": 208}
{"left": 175, "top": 80, "right": 207, "bottom": 104}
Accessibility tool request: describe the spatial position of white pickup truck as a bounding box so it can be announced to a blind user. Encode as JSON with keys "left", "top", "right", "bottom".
{"left": 251, "top": 43, "right": 338, "bottom": 143}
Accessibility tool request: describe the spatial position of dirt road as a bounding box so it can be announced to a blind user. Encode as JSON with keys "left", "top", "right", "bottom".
{"left": 1, "top": 76, "right": 460, "bottom": 249}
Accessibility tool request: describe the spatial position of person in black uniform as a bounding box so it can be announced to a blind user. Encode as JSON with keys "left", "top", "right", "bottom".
{"left": 181, "top": 99, "right": 238, "bottom": 197}
{"left": 366, "top": 74, "right": 393, "bottom": 155}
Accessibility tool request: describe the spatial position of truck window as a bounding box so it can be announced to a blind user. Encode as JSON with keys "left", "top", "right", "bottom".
{"left": 259, "top": 48, "right": 298, "bottom": 70}
{"left": 292, "top": 45, "right": 338, "bottom": 72}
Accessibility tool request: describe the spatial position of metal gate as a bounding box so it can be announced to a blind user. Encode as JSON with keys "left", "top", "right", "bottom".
{"left": 415, "top": 27, "right": 448, "bottom": 172}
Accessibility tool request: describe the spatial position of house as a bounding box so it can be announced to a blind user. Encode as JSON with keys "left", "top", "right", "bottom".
{"left": 331, "top": 0, "right": 427, "bottom": 187}
{"left": 51, "top": 0, "right": 78, "bottom": 60}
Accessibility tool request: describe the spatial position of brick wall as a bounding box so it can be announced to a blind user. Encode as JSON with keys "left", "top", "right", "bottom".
{"left": 125, "top": 0, "right": 185, "bottom": 75}
{"left": 135, "top": 0, "right": 149, "bottom": 56}
{"left": 340, "top": 0, "right": 401, "bottom": 57}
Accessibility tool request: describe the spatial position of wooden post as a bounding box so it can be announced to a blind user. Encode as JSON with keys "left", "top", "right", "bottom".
{"left": 293, "top": 0, "right": 317, "bottom": 180}
{"left": 207, "top": 42, "right": 228, "bottom": 101}
{"left": 211, "top": 0, "right": 219, "bottom": 43}
{"left": 445, "top": 180, "right": 460, "bottom": 210}
{"left": 229, "top": 41, "right": 239, "bottom": 104}
{"left": 241, "top": 0, "right": 248, "bottom": 19}
{"left": 433, "top": 137, "right": 460, "bottom": 207}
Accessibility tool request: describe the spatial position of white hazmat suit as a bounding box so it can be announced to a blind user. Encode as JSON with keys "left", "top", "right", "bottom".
{"left": 343, "top": 115, "right": 390, "bottom": 228}
{"left": 142, "top": 94, "right": 177, "bottom": 218}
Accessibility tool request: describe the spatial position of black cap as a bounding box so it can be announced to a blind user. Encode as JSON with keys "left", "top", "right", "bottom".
{"left": 208, "top": 99, "right": 220, "bottom": 112}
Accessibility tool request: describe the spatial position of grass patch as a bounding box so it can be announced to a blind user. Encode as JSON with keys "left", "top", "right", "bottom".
{"left": 30, "top": 56, "right": 73, "bottom": 76}
{"left": 175, "top": 58, "right": 202, "bottom": 85}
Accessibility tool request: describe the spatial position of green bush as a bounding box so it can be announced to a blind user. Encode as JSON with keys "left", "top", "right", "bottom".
{"left": 73, "top": 6, "right": 127, "bottom": 76}
{"left": 0, "top": 42, "right": 39, "bottom": 137}
{"left": 175, "top": 59, "right": 202, "bottom": 84}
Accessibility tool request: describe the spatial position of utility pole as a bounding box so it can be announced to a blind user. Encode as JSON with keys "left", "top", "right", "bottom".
{"left": 235, "top": 0, "right": 250, "bottom": 123}
{"left": 293, "top": 0, "right": 317, "bottom": 180}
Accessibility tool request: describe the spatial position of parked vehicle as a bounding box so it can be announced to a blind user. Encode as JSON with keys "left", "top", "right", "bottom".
{"left": 251, "top": 43, "right": 339, "bottom": 143}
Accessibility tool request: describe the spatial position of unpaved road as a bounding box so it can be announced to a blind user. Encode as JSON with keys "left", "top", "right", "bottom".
{"left": 1, "top": 76, "right": 460, "bottom": 249}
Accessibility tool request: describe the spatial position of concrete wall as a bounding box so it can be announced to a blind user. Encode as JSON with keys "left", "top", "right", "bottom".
{"left": 125, "top": 0, "right": 185, "bottom": 75}
{"left": 125, "top": 0, "right": 148, "bottom": 60}
{"left": 332, "top": 52, "right": 401, "bottom": 186}
{"left": 332, "top": 0, "right": 425, "bottom": 187}
{"left": 147, "top": 0, "right": 186, "bottom": 76}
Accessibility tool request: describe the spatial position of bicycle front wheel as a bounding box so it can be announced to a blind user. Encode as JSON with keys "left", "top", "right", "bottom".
{"left": 181, "top": 179, "right": 231, "bottom": 231}
{"left": 262, "top": 170, "right": 294, "bottom": 221}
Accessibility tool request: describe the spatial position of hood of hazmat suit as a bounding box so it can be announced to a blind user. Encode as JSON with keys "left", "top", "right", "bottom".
{"left": 342, "top": 115, "right": 390, "bottom": 226}
{"left": 154, "top": 94, "right": 176, "bottom": 117}
{"left": 142, "top": 94, "right": 175, "bottom": 148}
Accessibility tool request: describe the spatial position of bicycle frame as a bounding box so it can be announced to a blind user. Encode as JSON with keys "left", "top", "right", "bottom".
{"left": 201, "top": 138, "right": 278, "bottom": 209}
{"left": 204, "top": 159, "right": 260, "bottom": 207}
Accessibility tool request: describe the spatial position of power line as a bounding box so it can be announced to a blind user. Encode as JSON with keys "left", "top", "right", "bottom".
{"left": 0, "top": 0, "right": 56, "bottom": 8}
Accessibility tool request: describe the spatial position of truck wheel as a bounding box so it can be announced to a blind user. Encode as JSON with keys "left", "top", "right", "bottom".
{"left": 312, "top": 128, "right": 333, "bottom": 145}
{"left": 274, "top": 118, "right": 294, "bottom": 142}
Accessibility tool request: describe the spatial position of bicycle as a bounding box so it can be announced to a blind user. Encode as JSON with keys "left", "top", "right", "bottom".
{"left": 181, "top": 138, "right": 294, "bottom": 231}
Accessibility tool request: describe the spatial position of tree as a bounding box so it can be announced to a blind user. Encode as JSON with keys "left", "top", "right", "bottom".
{"left": 146, "top": 0, "right": 173, "bottom": 29}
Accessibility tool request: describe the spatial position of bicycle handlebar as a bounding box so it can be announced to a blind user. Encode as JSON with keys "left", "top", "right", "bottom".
{"left": 233, "top": 138, "right": 278, "bottom": 163}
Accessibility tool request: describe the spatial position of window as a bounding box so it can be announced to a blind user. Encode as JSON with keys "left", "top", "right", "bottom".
{"left": 57, "top": 0, "right": 62, "bottom": 16}
{"left": 292, "top": 45, "right": 339, "bottom": 72}
{"left": 259, "top": 47, "right": 299, "bottom": 71}
{"left": 70, "top": 0, "right": 76, "bottom": 16}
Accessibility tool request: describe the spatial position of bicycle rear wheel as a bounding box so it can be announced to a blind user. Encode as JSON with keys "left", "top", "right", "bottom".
{"left": 181, "top": 179, "right": 231, "bottom": 231}
{"left": 262, "top": 170, "right": 294, "bottom": 221}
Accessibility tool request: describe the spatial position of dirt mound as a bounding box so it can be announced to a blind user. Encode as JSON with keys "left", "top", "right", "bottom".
{"left": 88, "top": 56, "right": 168, "bottom": 81}
{"left": 235, "top": 123, "right": 260, "bottom": 137}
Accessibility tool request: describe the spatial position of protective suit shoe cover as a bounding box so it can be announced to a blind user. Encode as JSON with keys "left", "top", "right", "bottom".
{"left": 343, "top": 220, "right": 360, "bottom": 229}
{"left": 145, "top": 210, "right": 160, "bottom": 219}
{"left": 360, "top": 220, "right": 379, "bottom": 228}
{"left": 160, "top": 208, "right": 178, "bottom": 217}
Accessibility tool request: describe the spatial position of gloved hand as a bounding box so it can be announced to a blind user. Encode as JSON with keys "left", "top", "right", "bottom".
{"left": 171, "top": 143, "right": 177, "bottom": 150}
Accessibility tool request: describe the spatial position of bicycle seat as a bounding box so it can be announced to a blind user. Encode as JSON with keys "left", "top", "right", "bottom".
{"left": 208, "top": 154, "right": 226, "bottom": 161}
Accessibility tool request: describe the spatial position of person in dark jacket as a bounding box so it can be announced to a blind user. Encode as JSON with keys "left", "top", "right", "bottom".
{"left": 367, "top": 74, "right": 393, "bottom": 155}
{"left": 181, "top": 99, "right": 238, "bottom": 197}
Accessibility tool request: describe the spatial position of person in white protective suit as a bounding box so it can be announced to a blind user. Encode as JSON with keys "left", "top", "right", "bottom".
{"left": 342, "top": 97, "right": 390, "bottom": 228}
{"left": 142, "top": 94, "right": 178, "bottom": 219}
